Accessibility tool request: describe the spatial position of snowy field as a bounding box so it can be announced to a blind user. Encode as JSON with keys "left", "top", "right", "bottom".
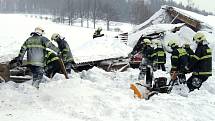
{"left": 0, "top": 13, "right": 215, "bottom": 121}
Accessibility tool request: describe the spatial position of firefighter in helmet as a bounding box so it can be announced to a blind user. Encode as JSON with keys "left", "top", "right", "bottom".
{"left": 151, "top": 39, "right": 166, "bottom": 71}
{"left": 15, "top": 27, "right": 60, "bottom": 88}
{"left": 51, "top": 33, "right": 76, "bottom": 74}
{"left": 187, "top": 32, "right": 212, "bottom": 92}
{"left": 138, "top": 38, "right": 154, "bottom": 87}
{"left": 167, "top": 39, "right": 188, "bottom": 84}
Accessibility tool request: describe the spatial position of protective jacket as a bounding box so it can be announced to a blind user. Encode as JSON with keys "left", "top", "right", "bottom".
{"left": 171, "top": 46, "right": 188, "bottom": 71}
{"left": 18, "top": 32, "right": 59, "bottom": 67}
{"left": 45, "top": 51, "right": 59, "bottom": 65}
{"left": 151, "top": 47, "right": 166, "bottom": 64}
{"left": 55, "top": 37, "right": 74, "bottom": 64}
{"left": 45, "top": 50, "right": 61, "bottom": 78}
{"left": 189, "top": 43, "right": 212, "bottom": 77}
{"left": 184, "top": 46, "right": 194, "bottom": 64}
{"left": 141, "top": 45, "right": 154, "bottom": 62}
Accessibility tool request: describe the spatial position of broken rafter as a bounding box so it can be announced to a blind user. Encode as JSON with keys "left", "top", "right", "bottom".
{"left": 167, "top": 7, "right": 201, "bottom": 29}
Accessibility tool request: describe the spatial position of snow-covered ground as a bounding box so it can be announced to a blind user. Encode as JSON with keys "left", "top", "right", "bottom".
{"left": 0, "top": 14, "right": 132, "bottom": 63}
{"left": 0, "top": 12, "right": 215, "bottom": 121}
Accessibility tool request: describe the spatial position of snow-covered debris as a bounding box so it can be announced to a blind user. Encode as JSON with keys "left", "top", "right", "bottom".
{"left": 128, "top": 5, "right": 215, "bottom": 54}
{"left": 0, "top": 11, "right": 215, "bottom": 121}
{"left": 132, "top": 7, "right": 170, "bottom": 33}
{"left": 73, "top": 37, "right": 132, "bottom": 63}
{"left": 132, "top": 5, "right": 213, "bottom": 34}
{"left": 128, "top": 23, "right": 184, "bottom": 48}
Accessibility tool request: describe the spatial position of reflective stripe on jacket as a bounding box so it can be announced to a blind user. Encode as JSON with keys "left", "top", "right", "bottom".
{"left": 56, "top": 38, "right": 74, "bottom": 63}
{"left": 152, "top": 47, "right": 166, "bottom": 64}
{"left": 171, "top": 47, "right": 188, "bottom": 71}
{"left": 18, "top": 33, "right": 59, "bottom": 67}
{"left": 190, "top": 43, "right": 212, "bottom": 76}
{"left": 45, "top": 51, "right": 59, "bottom": 65}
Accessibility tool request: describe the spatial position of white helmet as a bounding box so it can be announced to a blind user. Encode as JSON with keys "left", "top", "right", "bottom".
{"left": 35, "top": 26, "right": 44, "bottom": 35}
{"left": 51, "top": 33, "right": 60, "bottom": 41}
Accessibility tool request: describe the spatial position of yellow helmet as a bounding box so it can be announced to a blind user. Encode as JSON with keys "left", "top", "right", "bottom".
{"left": 193, "top": 32, "right": 206, "bottom": 42}
{"left": 168, "top": 40, "right": 178, "bottom": 47}
{"left": 51, "top": 33, "right": 60, "bottom": 41}
{"left": 35, "top": 26, "right": 44, "bottom": 35}
{"left": 143, "top": 39, "right": 151, "bottom": 45}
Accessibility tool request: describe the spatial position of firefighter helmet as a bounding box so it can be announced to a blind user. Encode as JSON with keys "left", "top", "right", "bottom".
{"left": 35, "top": 26, "right": 44, "bottom": 35}
{"left": 51, "top": 33, "right": 60, "bottom": 41}
{"left": 168, "top": 40, "right": 178, "bottom": 47}
{"left": 143, "top": 39, "right": 151, "bottom": 45}
{"left": 193, "top": 32, "right": 206, "bottom": 42}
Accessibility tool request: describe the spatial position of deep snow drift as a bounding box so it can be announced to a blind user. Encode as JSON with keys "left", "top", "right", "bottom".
{"left": 0, "top": 13, "right": 215, "bottom": 121}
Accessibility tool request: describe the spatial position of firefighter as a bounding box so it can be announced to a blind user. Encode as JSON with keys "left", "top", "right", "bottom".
{"left": 167, "top": 40, "right": 188, "bottom": 84}
{"left": 51, "top": 33, "right": 76, "bottom": 74}
{"left": 15, "top": 27, "right": 60, "bottom": 89}
{"left": 44, "top": 50, "right": 61, "bottom": 78}
{"left": 183, "top": 42, "right": 194, "bottom": 67}
{"left": 138, "top": 38, "right": 154, "bottom": 87}
{"left": 93, "top": 27, "right": 104, "bottom": 39}
{"left": 151, "top": 40, "right": 166, "bottom": 71}
{"left": 187, "top": 32, "right": 212, "bottom": 92}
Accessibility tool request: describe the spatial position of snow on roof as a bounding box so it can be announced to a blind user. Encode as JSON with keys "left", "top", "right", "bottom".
{"left": 73, "top": 36, "right": 132, "bottom": 63}
{"left": 133, "top": 5, "right": 214, "bottom": 32}
{"left": 127, "top": 23, "right": 184, "bottom": 48}
{"left": 128, "top": 5, "right": 215, "bottom": 49}
{"left": 132, "top": 7, "right": 168, "bottom": 33}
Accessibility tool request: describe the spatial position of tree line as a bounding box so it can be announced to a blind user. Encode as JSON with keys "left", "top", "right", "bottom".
{"left": 0, "top": 0, "right": 213, "bottom": 30}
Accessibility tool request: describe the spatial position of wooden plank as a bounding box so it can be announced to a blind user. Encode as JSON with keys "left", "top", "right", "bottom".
{"left": 10, "top": 76, "right": 32, "bottom": 83}
{"left": 167, "top": 7, "right": 200, "bottom": 29}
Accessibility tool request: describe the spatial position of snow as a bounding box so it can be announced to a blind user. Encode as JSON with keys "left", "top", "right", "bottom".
{"left": 73, "top": 37, "right": 132, "bottom": 63}
{"left": 132, "top": 8, "right": 168, "bottom": 33}
{"left": 0, "top": 14, "right": 131, "bottom": 63}
{"left": 0, "top": 11, "right": 215, "bottom": 121}
{"left": 128, "top": 23, "right": 185, "bottom": 48}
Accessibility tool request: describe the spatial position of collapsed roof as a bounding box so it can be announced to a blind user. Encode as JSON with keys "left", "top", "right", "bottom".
{"left": 128, "top": 5, "right": 214, "bottom": 50}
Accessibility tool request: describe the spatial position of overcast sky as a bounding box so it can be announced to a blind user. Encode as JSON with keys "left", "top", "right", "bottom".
{"left": 174, "top": 0, "right": 215, "bottom": 13}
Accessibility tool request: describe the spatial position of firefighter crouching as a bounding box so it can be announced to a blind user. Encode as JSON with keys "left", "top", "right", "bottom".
{"left": 44, "top": 50, "right": 61, "bottom": 78}
{"left": 51, "top": 33, "right": 76, "bottom": 74}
